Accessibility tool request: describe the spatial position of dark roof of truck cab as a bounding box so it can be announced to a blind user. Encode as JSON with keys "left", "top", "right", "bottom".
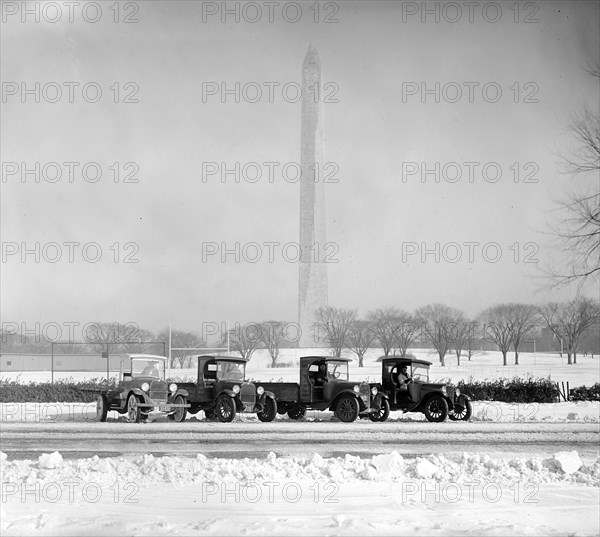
{"left": 196, "top": 355, "right": 249, "bottom": 363}
{"left": 381, "top": 356, "right": 432, "bottom": 367}
{"left": 300, "top": 356, "right": 352, "bottom": 363}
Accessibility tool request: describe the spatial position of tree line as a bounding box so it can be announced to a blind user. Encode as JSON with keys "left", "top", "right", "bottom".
{"left": 2, "top": 297, "right": 598, "bottom": 368}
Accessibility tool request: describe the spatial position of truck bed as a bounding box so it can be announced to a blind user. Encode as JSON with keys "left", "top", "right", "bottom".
{"left": 258, "top": 382, "right": 300, "bottom": 403}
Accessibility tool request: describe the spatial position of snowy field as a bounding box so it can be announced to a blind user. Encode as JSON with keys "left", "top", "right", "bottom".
{"left": 3, "top": 350, "right": 599, "bottom": 388}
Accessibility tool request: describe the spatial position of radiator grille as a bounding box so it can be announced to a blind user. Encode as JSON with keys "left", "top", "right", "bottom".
{"left": 359, "top": 383, "right": 370, "bottom": 405}
{"left": 240, "top": 383, "right": 256, "bottom": 406}
{"left": 149, "top": 381, "right": 168, "bottom": 402}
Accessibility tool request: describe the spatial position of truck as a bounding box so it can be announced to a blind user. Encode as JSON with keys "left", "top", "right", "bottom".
{"left": 258, "top": 356, "right": 386, "bottom": 422}
{"left": 172, "top": 355, "right": 278, "bottom": 422}
{"left": 370, "top": 356, "right": 472, "bottom": 422}
{"left": 95, "top": 354, "right": 190, "bottom": 423}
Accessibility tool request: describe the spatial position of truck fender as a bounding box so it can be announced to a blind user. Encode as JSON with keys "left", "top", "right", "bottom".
{"left": 129, "top": 388, "right": 150, "bottom": 405}
{"left": 373, "top": 392, "right": 388, "bottom": 407}
{"left": 258, "top": 391, "right": 276, "bottom": 405}
{"left": 169, "top": 389, "right": 189, "bottom": 403}
{"left": 329, "top": 389, "right": 361, "bottom": 411}
{"left": 220, "top": 389, "right": 237, "bottom": 399}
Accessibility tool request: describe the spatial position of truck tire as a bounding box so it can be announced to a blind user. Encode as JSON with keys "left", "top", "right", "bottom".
{"left": 96, "top": 394, "right": 108, "bottom": 422}
{"left": 168, "top": 395, "right": 187, "bottom": 422}
{"left": 287, "top": 405, "right": 306, "bottom": 420}
{"left": 424, "top": 395, "right": 449, "bottom": 422}
{"left": 335, "top": 395, "right": 360, "bottom": 422}
{"left": 368, "top": 398, "right": 390, "bottom": 422}
{"left": 127, "top": 394, "right": 142, "bottom": 423}
{"left": 216, "top": 394, "right": 236, "bottom": 423}
{"left": 449, "top": 399, "right": 473, "bottom": 421}
{"left": 257, "top": 397, "right": 277, "bottom": 422}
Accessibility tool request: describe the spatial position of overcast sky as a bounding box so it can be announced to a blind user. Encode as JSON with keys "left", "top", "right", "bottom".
{"left": 1, "top": 0, "right": 599, "bottom": 338}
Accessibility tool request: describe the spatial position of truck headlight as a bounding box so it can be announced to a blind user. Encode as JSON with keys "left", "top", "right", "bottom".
{"left": 441, "top": 386, "right": 447, "bottom": 394}
{"left": 169, "top": 383, "right": 178, "bottom": 393}
{"left": 353, "top": 385, "right": 360, "bottom": 394}
{"left": 455, "top": 388, "right": 461, "bottom": 397}
{"left": 257, "top": 386, "right": 265, "bottom": 395}
{"left": 233, "top": 385, "right": 240, "bottom": 394}
{"left": 371, "top": 387, "right": 378, "bottom": 396}
{"left": 141, "top": 382, "right": 150, "bottom": 392}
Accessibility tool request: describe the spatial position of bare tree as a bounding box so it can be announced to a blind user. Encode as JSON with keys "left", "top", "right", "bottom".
{"left": 540, "top": 297, "right": 600, "bottom": 364}
{"left": 255, "top": 321, "right": 285, "bottom": 367}
{"left": 549, "top": 61, "right": 600, "bottom": 288}
{"left": 392, "top": 313, "right": 420, "bottom": 357}
{"left": 120, "top": 328, "right": 156, "bottom": 354}
{"left": 347, "top": 319, "right": 375, "bottom": 367}
{"left": 510, "top": 304, "right": 540, "bottom": 365}
{"left": 367, "top": 307, "right": 400, "bottom": 357}
{"left": 447, "top": 314, "right": 469, "bottom": 366}
{"left": 223, "top": 323, "right": 261, "bottom": 361}
{"left": 479, "top": 305, "right": 514, "bottom": 366}
{"left": 316, "top": 307, "right": 357, "bottom": 358}
{"left": 415, "top": 304, "right": 463, "bottom": 367}
{"left": 464, "top": 320, "right": 480, "bottom": 361}
{"left": 158, "top": 328, "right": 204, "bottom": 368}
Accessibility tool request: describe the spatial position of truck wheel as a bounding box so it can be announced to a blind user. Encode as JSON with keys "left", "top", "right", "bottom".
{"left": 287, "top": 405, "right": 306, "bottom": 420}
{"left": 424, "top": 395, "right": 449, "bottom": 422}
{"left": 257, "top": 397, "right": 277, "bottom": 422}
{"left": 335, "top": 395, "right": 360, "bottom": 422}
{"left": 96, "top": 394, "right": 108, "bottom": 422}
{"left": 168, "top": 395, "right": 187, "bottom": 422}
{"left": 127, "top": 394, "right": 142, "bottom": 423}
{"left": 368, "top": 398, "right": 390, "bottom": 422}
{"left": 216, "top": 395, "right": 236, "bottom": 423}
{"left": 449, "top": 400, "right": 472, "bottom": 421}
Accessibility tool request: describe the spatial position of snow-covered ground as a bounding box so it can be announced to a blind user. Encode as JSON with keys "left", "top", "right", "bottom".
{"left": 1, "top": 400, "right": 599, "bottom": 424}
{"left": 3, "top": 350, "right": 599, "bottom": 388}
{"left": 1, "top": 448, "right": 599, "bottom": 536}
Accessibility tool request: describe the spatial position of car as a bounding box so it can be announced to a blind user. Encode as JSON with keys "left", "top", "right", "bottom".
{"left": 176, "top": 355, "right": 278, "bottom": 423}
{"left": 95, "top": 354, "right": 190, "bottom": 423}
{"left": 260, "top": 356, "right": 386, "bottom": 422}
{"left": 370, "top": 357, "right": 472, "bottom": 422}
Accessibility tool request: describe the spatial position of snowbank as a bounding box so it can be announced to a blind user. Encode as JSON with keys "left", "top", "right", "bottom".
{"left": 1, "top": 450, "right": 599, "bottom": 536}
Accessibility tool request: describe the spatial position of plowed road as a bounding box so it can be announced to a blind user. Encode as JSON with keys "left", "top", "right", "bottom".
{"left": 1, "top": 422, "right": 598, "bottom": 460}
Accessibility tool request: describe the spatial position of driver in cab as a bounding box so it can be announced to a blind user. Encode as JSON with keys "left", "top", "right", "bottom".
{"left": 315, "top": 363, "right": 331, "bottom": 386}
{"left": 397, "top": 365, "right": 412, "bottom": 391}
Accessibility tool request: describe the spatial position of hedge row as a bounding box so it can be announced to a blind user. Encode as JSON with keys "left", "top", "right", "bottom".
{"left": 455, "top": 377, "right": 560, "bottom": 403}
{"left": 1, "top": 376, "right": 596, "bottom": 404}
{"left": 569, "top": 383, "right": 600, "bottom": 402}
{"left": 0, "top": 377, "right": 116, "bottom": 403}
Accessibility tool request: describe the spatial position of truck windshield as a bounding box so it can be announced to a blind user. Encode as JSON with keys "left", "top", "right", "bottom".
{"left": 132, "top": 359, "right": 164, "bottom": 379}
{"left": 217, "top": 361, "right": 245, "bottom": 381}
{"left": 327, "top": 361, "right": 349, "bottom": 381}
{"left": 411, "top": 363, "right": 429, "bottom": 381}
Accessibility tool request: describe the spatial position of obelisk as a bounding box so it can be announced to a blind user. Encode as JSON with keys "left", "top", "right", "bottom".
{"left": 298, "top": 44, "right": 328, "bottom": 348}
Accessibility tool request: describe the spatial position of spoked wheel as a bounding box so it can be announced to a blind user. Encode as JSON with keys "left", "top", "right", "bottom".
{"left": 449, "top": 400, "right": 472, "bottom": 421}
{"left": 96, "top": 394, "right": 108, "bottom": 422}
{"left": 424, "top": 395, "right": 449, "bottom": 422}
{"left": 257, "top": 397, "right": 278, "bottom": 422}
{"left": 369, "top": 398, "right": 390, "bottom": 422}
{"left": 335, "top": 395, "right": 360, "bottom": 422}
{"left": 287, "top": 405, "right": 306, "bottom": 420}
{"left": 127, "top": 394, "right": 142, "bottom": 423}
{"left": 216, "top": 394, "right": 236, "bottom": 423}
{"left": 168, "top": 395, "right": 188, "bottom": 422}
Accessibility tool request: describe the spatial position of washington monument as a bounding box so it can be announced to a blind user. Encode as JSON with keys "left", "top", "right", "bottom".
{"left": 298, "top": 44, "right": 328, "bottom": 348}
